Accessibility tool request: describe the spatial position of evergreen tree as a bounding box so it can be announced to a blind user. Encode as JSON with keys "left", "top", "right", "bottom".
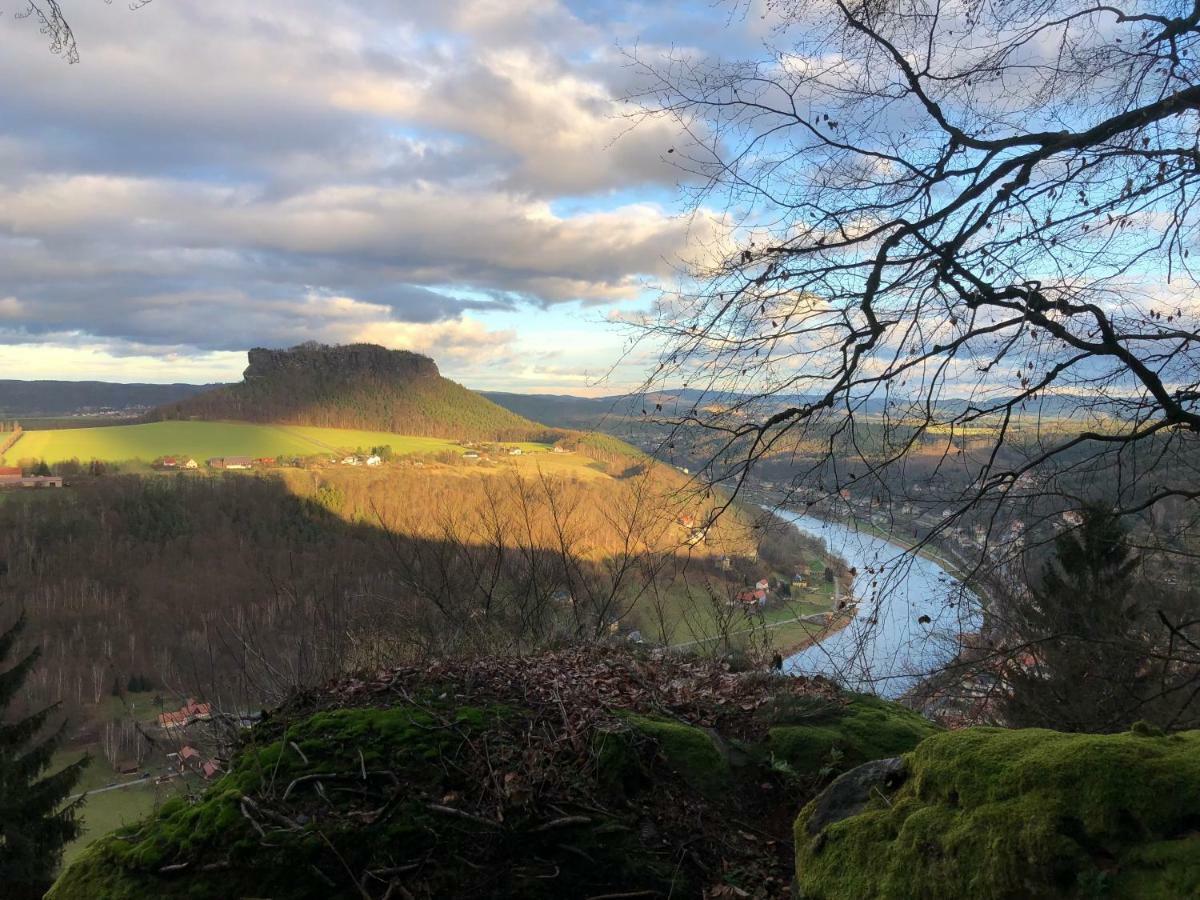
{"left": 1001, "top": 505, "right": 1146, "bottom": 732}
{"left": 0, "top": 611, "right": 87, "bottom": 891}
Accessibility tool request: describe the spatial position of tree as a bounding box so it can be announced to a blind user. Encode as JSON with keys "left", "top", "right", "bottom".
{"left": 997, "top": 505, "right": 1146, "bottom": 730}
{"left": 629, "top": 0, "right": 1200, "bottom": 552}
{"left": 12, "top": 0, "right": 157, "bottom": 64}
{"left": 0, "top": 611, "right": 87, "bottom": 892}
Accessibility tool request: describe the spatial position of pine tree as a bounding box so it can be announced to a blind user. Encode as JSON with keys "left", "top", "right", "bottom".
{"left": 0, "top": 611, "right": 88, "bottom": 891}
{"left": 1001, "top": 505, "right": 1145, "bottom": 732}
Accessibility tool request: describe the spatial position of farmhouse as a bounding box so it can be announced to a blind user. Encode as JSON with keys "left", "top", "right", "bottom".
{"left": 157, "top": 698, "right": 213, "bottom": 731}
{"left": 735, "top": 588, "right": 768, "bottom": 608}
{"left": 158, "top": 710, "right": 189, "bottom": 731}
{"left": 154, "top": 457, "right": 179, "bottom": 469}
{"left": 208, "top": 457, "right": 252, "bottom": 470}
{"left": 365, "top": 455, "right": 382, "bottom": 466}
{"left": 0, "top": 468, "right": 63, "bottom": 489}
{"left": 508, "top": 447, "right": 522, "bottom": 456}
{"left": 21, "top": 476, "right": 62, "bottom": 488}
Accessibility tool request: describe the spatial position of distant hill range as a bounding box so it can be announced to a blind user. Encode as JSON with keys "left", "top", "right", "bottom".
{"left": 0, "top": 379, "right": 216, "bottom": 417}
{"left": 149, "top": 343, "right": 546, "bottom": 441}
{"left": 483, "top": 387, "right": 1101, "bottom": 429}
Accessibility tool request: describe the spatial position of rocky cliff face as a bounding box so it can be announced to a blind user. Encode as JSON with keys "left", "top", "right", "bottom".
{"left": 243, "top": 343, "right": 439, "bottom": 381}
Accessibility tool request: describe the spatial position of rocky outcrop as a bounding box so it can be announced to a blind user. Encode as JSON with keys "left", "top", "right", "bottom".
{"left": 804, "top": 756, "right": 905, "bottom": 837}
{"left": 47, "top": 649, "right": 936, "bottom": 900}
{"left": 243, "top": 343, "right": 439, "bottom": 381}
{"left": 793, "top": 725, "right": 1200, "bottom": 899}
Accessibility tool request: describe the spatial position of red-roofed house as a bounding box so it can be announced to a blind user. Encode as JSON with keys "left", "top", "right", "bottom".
{"left": 158, "top": 710, "right": 188, "bottom": 731}
{"left": 182, "top": 699, "right": 212, "bottom": 720}
{"left": 157, "top": 699, "right": 212, "bottom": 731}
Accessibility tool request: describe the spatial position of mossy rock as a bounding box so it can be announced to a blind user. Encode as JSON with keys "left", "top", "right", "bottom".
{"left": 767, "top": 693, "right": 939, "bottom": 775}
{"left": 48, "top": 703, "right": 682, "bottom": 900}
{"left": 794, "top": 726, "right": 1200, "bottom": 899}
{"left": 597, "top": 713, "right": 733, "bottom": 797}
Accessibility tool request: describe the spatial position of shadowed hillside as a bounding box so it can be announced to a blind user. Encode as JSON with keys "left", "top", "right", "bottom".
{"left": 150, "top": 343, "right": 545, "bottom": 441}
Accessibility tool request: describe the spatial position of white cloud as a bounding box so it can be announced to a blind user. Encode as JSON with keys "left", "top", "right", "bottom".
{"left": 0, "top": 0, "right": 737, "bottom": 389}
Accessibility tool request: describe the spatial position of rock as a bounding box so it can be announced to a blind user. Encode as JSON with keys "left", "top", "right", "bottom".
{"left": 766, "top": 693, "right": 939, "bottom": 776}
{"left": 794, "top": 726, "right": 1200, "bottom": 899}
{"left": 243, "top": 342, "right": 438, "bottom": 380}
{"left": 804, "top": 756, "right": 906, "bottom": 837}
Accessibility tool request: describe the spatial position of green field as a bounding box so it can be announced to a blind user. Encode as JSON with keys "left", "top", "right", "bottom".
{"left": 7, "top": 421, "right": 551, "bottom": 464}
{"left": 51, "top": 748, "right": 191, "bottom": 867}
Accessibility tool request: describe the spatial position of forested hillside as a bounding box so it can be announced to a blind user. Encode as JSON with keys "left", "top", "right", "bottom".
{"left": 150, "top": 344, "right": 544, "bottom": 441}
{"left": 0, "top": 464, "right": 823, "bottom": 734}
{"left": 0, "top": 380, "right": 215, "bottom": 417}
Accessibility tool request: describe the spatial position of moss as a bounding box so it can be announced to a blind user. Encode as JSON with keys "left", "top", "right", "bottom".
{"left": 620, "top": 713, "right": 731, "bottom": 795}
{"left": 48, "top": 704, "right": 512, "bottom": 900}
{"left": 794, "top": 727, "right": 1200, "bottom": 900}
{"left": 49, "top": 701, "right": 694, "bottom": 900}
{"left": 767, "top": 693, "right": 938, "bottom": 774}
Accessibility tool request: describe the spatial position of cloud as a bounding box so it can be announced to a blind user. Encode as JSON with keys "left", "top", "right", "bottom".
{"left": 0, "top": 0, "right": 733, "bottom": 387}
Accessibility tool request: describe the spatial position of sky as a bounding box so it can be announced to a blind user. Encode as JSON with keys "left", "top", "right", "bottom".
{"left": 0, "top": 0, "right": 764, "bottom": 394}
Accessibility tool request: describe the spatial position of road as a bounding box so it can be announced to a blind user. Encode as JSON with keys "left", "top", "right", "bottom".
{"left": 669, "top": 611, "right": 832, "bottom": 651}
{"left": 69, "top": 772, "right": 177, "bottom": 801}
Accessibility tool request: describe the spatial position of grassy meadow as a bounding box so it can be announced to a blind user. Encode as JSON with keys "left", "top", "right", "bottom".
{"left": 8, "top": 420, "right": 552, "bottom": 465}
{"left": 52, "top": 747, "right": 193, "bottom": 866}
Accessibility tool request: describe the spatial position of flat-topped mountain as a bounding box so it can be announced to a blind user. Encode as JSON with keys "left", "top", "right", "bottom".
{"left": 151, "top": 342, "right": 545, "bottom": 441}
{"left": 242, "top": 342, "right": 440, "bottom": 380}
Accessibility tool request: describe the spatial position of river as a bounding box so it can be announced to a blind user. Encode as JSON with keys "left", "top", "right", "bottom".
{"left": 778, "top": 510, "right": 982, "bottom": 698}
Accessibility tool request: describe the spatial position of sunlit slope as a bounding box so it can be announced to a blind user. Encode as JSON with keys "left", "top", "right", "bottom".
{"left": 11, "top": 421, "right": 481, "bottom": 463}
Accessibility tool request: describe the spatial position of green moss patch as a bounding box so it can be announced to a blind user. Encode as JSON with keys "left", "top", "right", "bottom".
{"left": 50, "top": 649, "right": 909, "bottom": 899}
{"left": 794, "top": 726, "right": 1200, "bottom": 900}
{"left": 767, "top": 693, "right": 938, "bottom": 775}
{"left": 48, "top": 702, "right": 707, "bottom": 899}
{"left": 609, "top": 713, "right": 732, "bottom": 796}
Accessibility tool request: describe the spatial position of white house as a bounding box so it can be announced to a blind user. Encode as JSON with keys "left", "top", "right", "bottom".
{"left": 366, "top": 455, "right": 383, "bottom": 467}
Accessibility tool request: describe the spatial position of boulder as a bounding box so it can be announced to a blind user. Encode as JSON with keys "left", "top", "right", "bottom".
{"left": 804, "top": 756, "right": 906, "bottom": 837}
{"left": 793, "top": 726, "right": 1200, "bottom": 899}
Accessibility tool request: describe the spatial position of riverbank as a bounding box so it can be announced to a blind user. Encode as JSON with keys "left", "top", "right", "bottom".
{"left": 776, "top": 509, "right": 983, "bottom": 697}
{"left": 775, "top": 502, "right": 991, "bottom": 606}
{"left": 772, "top": 607, "right": 857, "bottom": 658}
